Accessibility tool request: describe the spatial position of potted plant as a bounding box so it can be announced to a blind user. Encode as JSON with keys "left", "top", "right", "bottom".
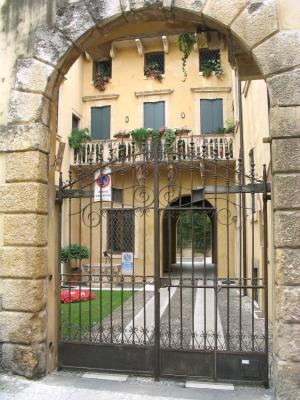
{"left": 201, "top": 59, "right": 224, "bottom": 78}
{"left": 61, "top": 244, "right": 89, "bottom": 285}
{"left": 94, "top": 72, "right": 110, "bottom": 91}
{"left": 131, "top": 128, "right": 149, "bottom": 149}
{"left": 113, "top": 130, "right": 131, "bottom": 139}
{"left": 164, "top": 128, "right": 176, "bottom": 155}
{"left": 175, "top": 127, "right": 192, "bottom": 136}
{"left": 144, "top": 63, "right": 163, "bottom": 81}
{"left": 68, "top": 128, "right": 91, "bottom": 151}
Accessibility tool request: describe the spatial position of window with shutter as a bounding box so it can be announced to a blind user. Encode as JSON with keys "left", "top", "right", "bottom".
{"left": 200, "top": 99, "right": 223, "bottom": 134}
{"left": 144, "top": 101, "right": 165, "bottom": 130}
{"left": 91, "top": 106, "right": 111, "bottom": 140}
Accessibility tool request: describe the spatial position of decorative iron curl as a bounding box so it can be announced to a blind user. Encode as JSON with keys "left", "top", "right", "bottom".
{"left": 81, "top": 202, "right": 106, "bottom": 228}
{"left": 134, "top": 186, "right": 154, "bottom": 208}
{"left": 216, "top": 207, "right": 237, "bottom": 226}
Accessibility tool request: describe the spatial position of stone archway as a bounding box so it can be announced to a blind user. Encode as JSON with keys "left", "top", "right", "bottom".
{"left": 0, "top": 1, "right": 299, "bottom": 398}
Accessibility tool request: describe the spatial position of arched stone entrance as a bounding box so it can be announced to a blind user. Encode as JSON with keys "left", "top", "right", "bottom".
{"left": 0, "top": 1, "right": 299, "bottom": 398}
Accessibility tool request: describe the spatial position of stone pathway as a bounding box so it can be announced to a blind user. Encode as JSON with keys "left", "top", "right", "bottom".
{"left": 0, "top": 371, "right": 275, "bottom": 400}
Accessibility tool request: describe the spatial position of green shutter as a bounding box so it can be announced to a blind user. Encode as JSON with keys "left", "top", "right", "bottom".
{"left": 200, "top": 99, "right": 223, "bottom": 133}
{"left": 144, "top": 101, "right": 165, "bottom": 130}
{"left": 91, "top": 106, "right": 111, "bottom": 140}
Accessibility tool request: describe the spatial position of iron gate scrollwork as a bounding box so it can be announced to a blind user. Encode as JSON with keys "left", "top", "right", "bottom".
{"left": 57, "top": 138, "right": 271, "bottom": 385}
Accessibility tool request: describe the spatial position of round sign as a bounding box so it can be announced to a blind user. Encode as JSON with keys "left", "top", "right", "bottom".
{"left": 96, "top": 174, "right": 111, "bottom": 188}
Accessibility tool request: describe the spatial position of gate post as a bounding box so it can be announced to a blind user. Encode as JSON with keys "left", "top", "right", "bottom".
{"left": 153, "top": 141, "right": 161, "bottom": 380}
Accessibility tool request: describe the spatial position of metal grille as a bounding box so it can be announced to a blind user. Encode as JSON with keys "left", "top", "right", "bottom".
{"left": 199, "top": 48, "right": 220, "bottom": 71}
{"left": 58, "top": 141, "right": 271, "bottom": 384}
{"left": 94, "top": 58, "right": 112, "bottom": 78}
{"left": 145, "top": 52, "right": 165, "bottom": 74}
{"left": 107, "top": 209, "right": 134, "bottom": 253}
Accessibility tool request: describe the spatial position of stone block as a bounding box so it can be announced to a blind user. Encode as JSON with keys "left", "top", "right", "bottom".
{"left": 253, "top": 31, "right": 300, "bottom": 76}
{"left": 1, "top": 343, "right": 46, "bottom": 378}
{"left": 1, "top": 279, "right": 47, "bottom": 312}
{"left": 173, "top": 0, "right": 204, "bottom": 13}
{"left": 203, "top": 0, "right": 249, "bottom": 26}
{"left": 272, "top": 138, "right": 300, "bottom": 172}
{"left": 274, "top": 211, "right": 300, "bottom": 248}
{"left": 231, "top": 0, "right": 278, "bottom": 50}
{"left": 85, "top": 0, "right": 123, "bottom": 23}
{"left": 276, "top": 360, "right": 300, "bottom": 400}
{"left": 8, "top": 90, "right": 50, "bottom": 126}
{"left": 55, "top": 2, "right": 95, "bottom": 43}
{"left": 6, "top": 151, "right": 48, "bottom": 183}
{"left": 0, "top": 311, "right": 46, "bottom": 344}
{"left": 128, "top": 0, "right": 163, "bottom": 11}
{"left": 276, "top": 323, "right": 300, "bottom": 362}
{"left": 0, "top": 183, "right": 48, "bottom": 214}
{"left": 0, "top": 123, "right": 50, "bottom": 153}
{"left": 275, "top": 248, "right": 300, "bottom": 286}
{"left": 3, "top": 214, "right": 48, "bottom": 246}
{"left": 270, "top": 107, "right": 300, "bottom": 138}
{"left": 273, "top": 174, "right": 300, "bottom": 210}
{"left": 268, "top": 69, "right": 300, "bottom": 107}
{"left": 0, "top": 246, "right": 48, "bottom": 279}
{"left": 276, "top": 286, "right": 300, "bottom": 323}
{"left": 15, "top": 58, "right": 57, "bottom": 99}
{"left": 33, "top": 27, "right": 74, "bottom": 69}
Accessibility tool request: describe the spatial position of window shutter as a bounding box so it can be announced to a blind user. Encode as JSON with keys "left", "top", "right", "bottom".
{"left": 200, "top": 99, "right": 223, "bottom": 133}
{"left": 91, "top": 106, "right": 111, "bottom": 139}
{"left": 144, "top": 101, "right": 165, "bottom": 130}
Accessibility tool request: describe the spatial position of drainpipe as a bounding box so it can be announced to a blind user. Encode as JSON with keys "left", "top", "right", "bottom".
{"left": 238, "top": 78, "right": 247, "bottom": 297}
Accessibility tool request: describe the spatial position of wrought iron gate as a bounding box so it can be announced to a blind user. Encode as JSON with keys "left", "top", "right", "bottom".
{"left": 57, "top": 139, "right": 271, "bottom": 385}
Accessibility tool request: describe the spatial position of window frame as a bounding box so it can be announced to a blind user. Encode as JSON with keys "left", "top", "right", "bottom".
{"left": 199, "top": 48, "right": 221, "bottom": 72}
{"left": 106, "top": 209, "right": 135, "bottom": 254}
{"left": 93, "top": 58, "right": 112, "bottom": 80}
{"left": 144, "top": 51, "right": 165, "bottom": 75}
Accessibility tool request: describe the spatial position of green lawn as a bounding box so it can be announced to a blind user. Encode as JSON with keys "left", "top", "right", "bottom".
{"left": 61, "top": 290, "right": 133, "bottom": 339}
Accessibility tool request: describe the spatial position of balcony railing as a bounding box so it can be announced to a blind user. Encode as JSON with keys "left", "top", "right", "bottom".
{"left": 71, "top": 134, "right": 234, "bottom": 166}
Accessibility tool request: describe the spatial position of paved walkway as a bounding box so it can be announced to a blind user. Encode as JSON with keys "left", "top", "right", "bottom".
{"left": 0, "top": 371, "right": 275, "bottom": 400}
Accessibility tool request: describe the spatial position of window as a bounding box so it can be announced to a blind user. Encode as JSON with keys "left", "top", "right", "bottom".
{"left": 72, "top": 114, "right": 80, "bottom": 130}
{"left": 91, "top": 106, "right": 111, "bottom": 140}
{"left": 112, "top": 188, "right": 123, "bottom": 204}
{"left": 144, "top": 101, "right": 165, "bottom": 130}
{"left": 144, "top": 52, "right": 165, "bottom": 74}
{"left": 107, "top": 210, "right": 134, "bottom": 253}
{"left": 94, "top": 58, "right": 112, "bottom": 79}
{"left": 200, "top": 99, "right": 223, "bottom": 133}
{"left": 199, "top": 48, "right": 220, "bottom": 72}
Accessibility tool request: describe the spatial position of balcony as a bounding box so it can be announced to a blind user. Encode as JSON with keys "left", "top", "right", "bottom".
{"left": 70, "top": 134, "right": 234, "bottom": 166}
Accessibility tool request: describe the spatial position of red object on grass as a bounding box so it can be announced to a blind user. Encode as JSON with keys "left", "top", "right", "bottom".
{"left": 60, "top": 289, "right": 96, "bottom": 304}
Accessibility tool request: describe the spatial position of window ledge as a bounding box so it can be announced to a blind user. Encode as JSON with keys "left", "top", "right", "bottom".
{"left": 143, "top": 74, "right": 165, "bottom": 80}
{"left": 135, "top": 89, "right": 174, "bottom": 97}
{"left": 82, "top": 94, "right": 119, "bottom": 102}
{"left": 191, "top": 87, "right": 231, "bottom": 93}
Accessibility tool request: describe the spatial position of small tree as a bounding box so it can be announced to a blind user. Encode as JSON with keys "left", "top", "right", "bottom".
{"left": 61, "top": 244, "right": 89, "bottom": 270}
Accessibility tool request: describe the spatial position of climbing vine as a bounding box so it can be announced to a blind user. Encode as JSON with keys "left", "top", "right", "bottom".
{"left": 178, "top": 33, "right": 197, "bottom": 82}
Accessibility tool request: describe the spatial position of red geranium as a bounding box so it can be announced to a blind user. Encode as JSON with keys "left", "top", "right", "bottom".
{"left": 60, "top": 289, "right": 96, "bottom": 304}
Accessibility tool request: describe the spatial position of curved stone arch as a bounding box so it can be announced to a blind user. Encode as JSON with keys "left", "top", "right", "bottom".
{"left": 2, "top": 0, "right": 300, "bottom": 397}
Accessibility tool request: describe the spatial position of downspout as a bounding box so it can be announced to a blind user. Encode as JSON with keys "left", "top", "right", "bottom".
{"left": 238, "top": 78, "right": 247, "bottom": 297}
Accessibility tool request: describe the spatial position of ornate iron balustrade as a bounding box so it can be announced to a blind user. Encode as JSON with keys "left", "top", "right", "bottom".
{"left": 71, "top": 134, "right": 234, "bottom": 165}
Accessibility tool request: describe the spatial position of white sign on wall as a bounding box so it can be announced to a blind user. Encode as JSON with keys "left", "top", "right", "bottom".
{"left": 121, "top": 252, "right": 134, "bottom": 275}
{"left": 94, "top": 168, "right": 112, "bottom": 202}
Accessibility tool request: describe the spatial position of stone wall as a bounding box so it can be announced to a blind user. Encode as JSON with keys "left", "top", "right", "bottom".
{"left": 0, "top": 0, "right": 299, "bottom": 399}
